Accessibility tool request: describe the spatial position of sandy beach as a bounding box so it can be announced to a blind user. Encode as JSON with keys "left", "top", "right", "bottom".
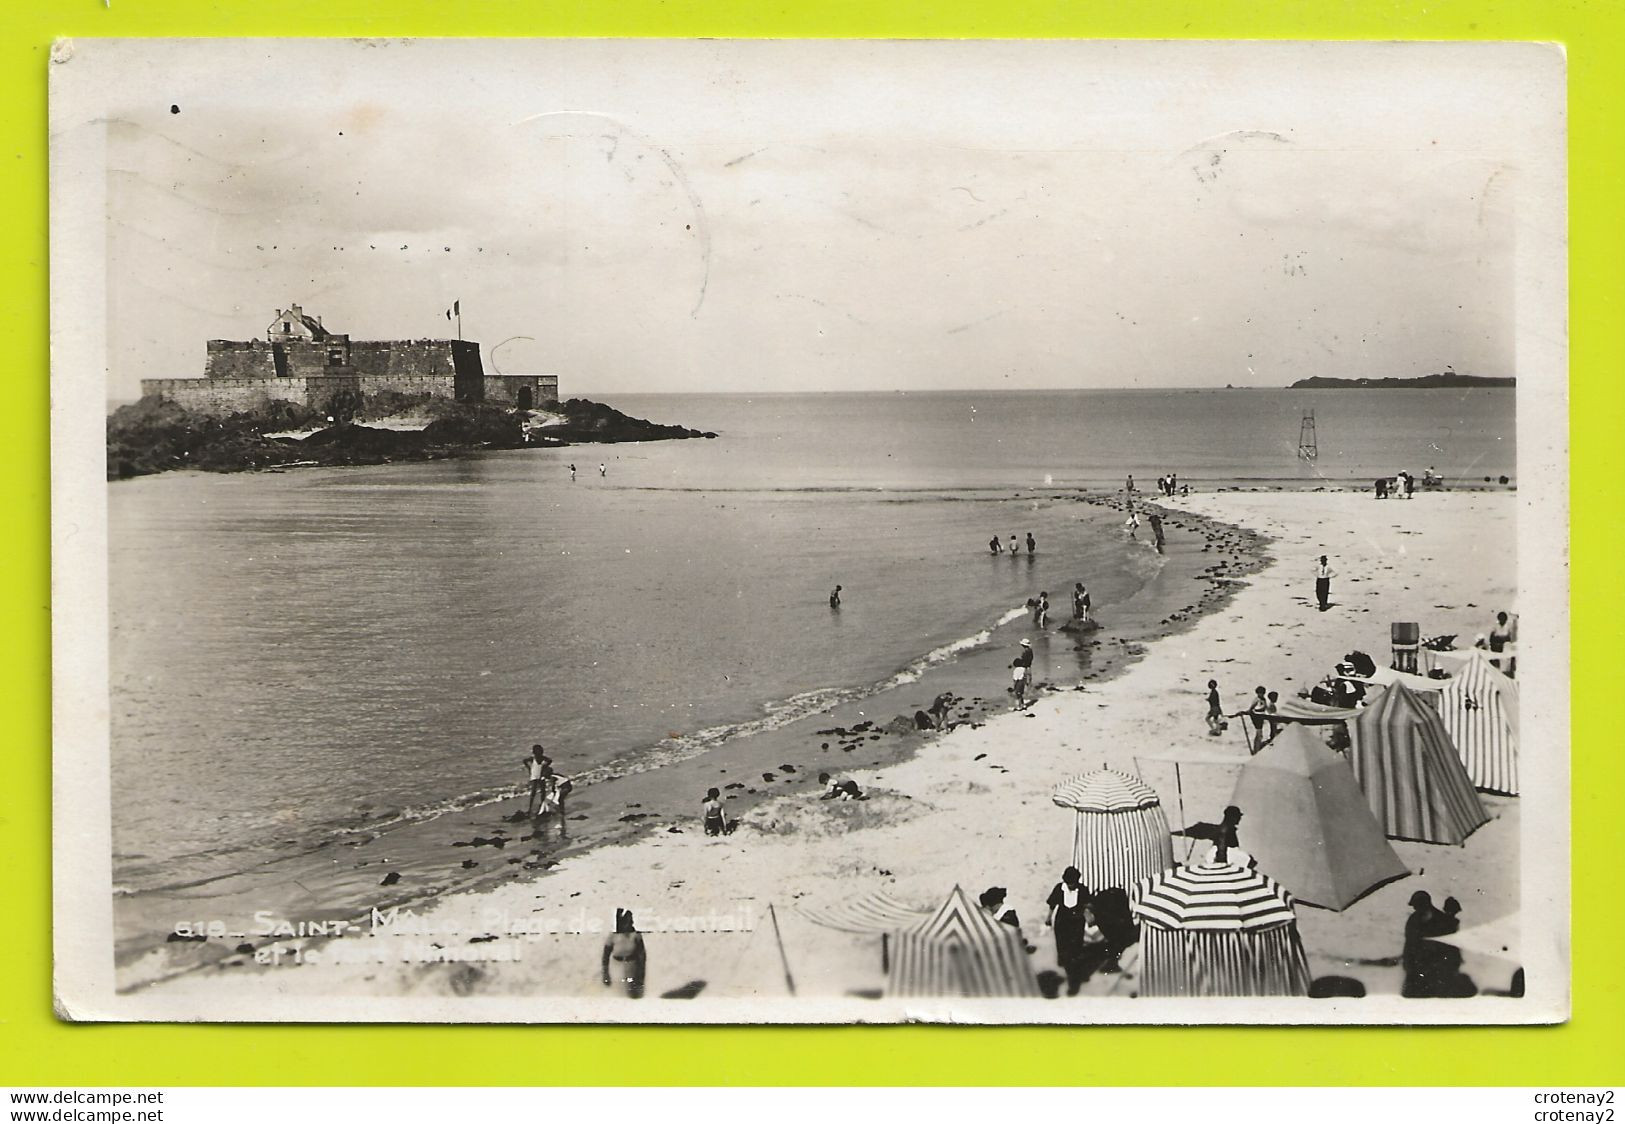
{"left": 138, "top": 486, "right": 1522, "bottom": 1016}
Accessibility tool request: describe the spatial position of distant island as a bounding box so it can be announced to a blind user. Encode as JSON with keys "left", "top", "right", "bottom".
{"left": 1289, "top": 370, "right": 1515, "bottom": 390}
{"left": 107, "top": 393, "right": 715, "bottom": 480}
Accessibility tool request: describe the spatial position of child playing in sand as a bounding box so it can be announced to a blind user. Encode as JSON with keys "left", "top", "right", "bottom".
{"left": 816, "top": 773, "right": 864, "bottom": 800}
{"left": 702, "top": 788, "right": 727, "bottom": 836}
{"left": 532, "top": 766, "right": 569, "bottom": 839}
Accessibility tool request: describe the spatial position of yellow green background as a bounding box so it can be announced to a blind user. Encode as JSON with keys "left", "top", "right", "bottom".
{"left": 3, "top": 0, "right": 1619, "bottom": 1087}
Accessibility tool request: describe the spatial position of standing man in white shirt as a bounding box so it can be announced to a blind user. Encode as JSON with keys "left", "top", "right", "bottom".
{"left": 1315, "top": 554, "right": 1335, "bottom": 612}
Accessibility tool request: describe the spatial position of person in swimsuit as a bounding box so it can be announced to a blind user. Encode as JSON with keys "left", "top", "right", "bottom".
{"left": 1034, "top": 592, "right": 1049, "bottom": 628}
{"left": 1072, "top": 582, "right": 1091, "bottom": 624}
{"left": 598, "top": 462, "right": 606, "bottom": 477}
{"left": 1206, "top": 679, "right": 1226, "bottom": 736}
{"left": 522, "top": 746, "right": 553, "bottom": 818}
{"left": 533, "top": 765, "right": 569, "bottom": 839}
{"left": 569, "top": 463, "right": 577, "bottom": 481}
{"left": 702, "top": 788, "right": 727, "bottom": 836}
{"left": 1246, "top": 686, "right": 1269, "bottom": 752}
{"left": 601, "top": 909, "right": 647, "bottom": 998}
{"left": 1011, "top": 660, "right": 1029, "bottom": 709}
{"left": 1009, "top": 534, "right": 1019, "bottom": 556}
{"left": 1489, "top": 611, "right": 1516, "bottom": 676}
{"left": 829, "top": 584, "right": 842, "bottom": 609}
{"left": 989, "top": 535, "right": 1002, "bottom": 555}
{"left": 1026, "top": 532, "right": 1037, "bottom": 555}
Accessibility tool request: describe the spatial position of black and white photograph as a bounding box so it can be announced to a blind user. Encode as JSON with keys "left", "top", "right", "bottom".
{"left": 50, "top": 38, "right": 1567, "bottom": 1023}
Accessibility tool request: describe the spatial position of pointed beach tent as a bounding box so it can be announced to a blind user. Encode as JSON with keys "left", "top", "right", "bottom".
{"left": 1439, "top": 913, "right": 1520, "bottom": 964}
{"left": 885, "top": 886, "right": 1039, "bottom": 998}
{"left": 796, "top": 889, "right": 932, "bottom": 934}
{"left": 1130, "top": 863, "right": 1313, "bottom": 997}
{"left": 796, "top": 887, "right": 933, "bottom": 975}
{"left": 1438, "top": 649, "right": 1520, "bottom": 796}
{"left": 1345, "top": 683, "right": 1489, "bottom": 845}
{"left": 1229, "top": 727, "right": 1408, "bottom": 910}
{"left": 1050, "top": 769, "right": 1175, "bottom": 892}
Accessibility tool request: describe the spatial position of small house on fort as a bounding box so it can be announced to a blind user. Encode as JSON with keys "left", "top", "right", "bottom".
{"left": 141, "top": 305, "right": 560, "bottom": 416}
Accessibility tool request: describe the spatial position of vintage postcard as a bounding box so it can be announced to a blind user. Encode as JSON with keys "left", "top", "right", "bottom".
{"left": 50, "top": 38, "right": 1567, "bottom": 1023}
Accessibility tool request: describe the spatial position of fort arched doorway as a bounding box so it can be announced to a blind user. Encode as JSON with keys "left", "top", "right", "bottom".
{"left": 517, "top": 385, "right": 534, "bottom": 410}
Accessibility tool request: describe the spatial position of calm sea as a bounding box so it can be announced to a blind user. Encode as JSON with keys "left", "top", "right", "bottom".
{"left": 108, "top": 388, "right": 1514, "bottom": 906}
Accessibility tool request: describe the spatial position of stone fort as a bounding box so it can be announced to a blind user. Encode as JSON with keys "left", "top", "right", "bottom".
{"left": 140, "top": 305, "right": 560, "bottom": 416}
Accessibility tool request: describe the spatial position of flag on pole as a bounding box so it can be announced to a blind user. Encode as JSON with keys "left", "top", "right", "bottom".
{"left": 445, "top": 300, "right": 460, "bottom": 321}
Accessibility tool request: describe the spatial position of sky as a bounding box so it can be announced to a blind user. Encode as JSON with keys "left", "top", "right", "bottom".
{"left": 92, "top": 40, "right": 1554, "bottom": 398}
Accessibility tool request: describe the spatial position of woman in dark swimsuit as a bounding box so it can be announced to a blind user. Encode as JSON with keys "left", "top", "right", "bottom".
{"left": 601, "top": 909, "right": 647, "bottom": 998}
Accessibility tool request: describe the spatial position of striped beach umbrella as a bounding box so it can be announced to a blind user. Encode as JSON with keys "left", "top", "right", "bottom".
{"left": 885, "top": 886, "right": 1039, "bottom": 998}
{"left": 1437, "top": 649, "right": 1520, "bottom": 796}
{"left": 1346, "top": 683, "right": 1489, "bottom": 845}
{"left": 1130, "top": 863, "right": 1313, "bottom": 997}
{"left": 1051, "top": 769, "right": 1175, "bottom": 892}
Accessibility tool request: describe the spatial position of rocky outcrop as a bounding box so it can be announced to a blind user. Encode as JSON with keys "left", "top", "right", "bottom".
{"left": 106, "top": 393, "right": 716, "bottom": 480}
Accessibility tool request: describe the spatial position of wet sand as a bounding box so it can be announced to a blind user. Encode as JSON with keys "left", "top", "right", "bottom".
{"left": 130, "top": 488, "right": 1521, "bottom": 1014}
{"left": 116, "top": 492, "right": 1266, "bottom": 989}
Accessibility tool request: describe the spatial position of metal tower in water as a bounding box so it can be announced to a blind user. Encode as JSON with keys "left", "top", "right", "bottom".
{"left": 1297, "top": 409, "right": 1318, "bottom": 460}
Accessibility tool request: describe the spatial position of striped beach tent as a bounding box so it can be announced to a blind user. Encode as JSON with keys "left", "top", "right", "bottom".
{"left": 795, "top": 889, "right": 932, "bottom": 934}
{"left": 796, "top": 888, "right": 933, "bottom": 974}
{"left": 1346, "top": 683, "right": 1489, "bottom": 845}
{"left": 1130, "top": 863, "right": 1313, "bottom": 997}
{"left": 885, "top": 886, "right": 1039, "bottom": 998}
{"left": 1229, "top": 726, "right": 1408, "bottom": 910}
{"left": 1051, "top": 769, "right": 1175, "bottom": 892}
{"left": 1438, "top": 649, "right": 1520, "bottom": 796}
